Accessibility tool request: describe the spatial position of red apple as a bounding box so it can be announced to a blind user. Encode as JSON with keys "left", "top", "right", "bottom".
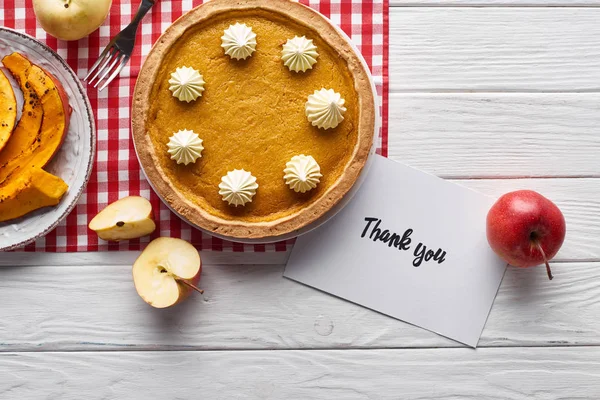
{"left": 486, "top": 190, "right": 566, "bottom": 280}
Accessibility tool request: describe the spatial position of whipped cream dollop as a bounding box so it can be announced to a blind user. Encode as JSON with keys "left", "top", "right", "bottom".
{"left": 168, "top": 66, "right": 205, "bottom": 103}
{"left": 281, "top": 36, "right": 319, "bottom": 73}
{"left": 167, "top": 129, "right": 204, "bottom": 165}
{"left": 219, "top": 169, "right": 259, "bottom": 207}
{"left": 221, "top": 23, "right": 257, "bottom": 60}
{"left": 284, "top": 155, "right": 323, "bottom": 193}
{"left": 305, "top": 88, "right": 347, "bottom": 130}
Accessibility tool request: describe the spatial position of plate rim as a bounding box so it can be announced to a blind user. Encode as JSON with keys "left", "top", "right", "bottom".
{"left": 0, "top": 27, "right": 96, "bottom": 252}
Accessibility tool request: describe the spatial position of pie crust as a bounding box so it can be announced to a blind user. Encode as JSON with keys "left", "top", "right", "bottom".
{"left": 132, "top": 0, "right": 375, "bottom": 239}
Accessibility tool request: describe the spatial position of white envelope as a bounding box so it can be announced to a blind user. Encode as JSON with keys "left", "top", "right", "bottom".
{"left": 284, "top": 155, "right": 507, "bottom": 347}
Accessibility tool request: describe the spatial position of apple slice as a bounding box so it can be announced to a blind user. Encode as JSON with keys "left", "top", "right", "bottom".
{"left": 133, "top": 238, "right": 203, "bottom": 309}
{"left": 0, "top": 69, "right": 17, "bottom": 153}
{"left": 89, "top": 196, "right": 156, "bottom": 241}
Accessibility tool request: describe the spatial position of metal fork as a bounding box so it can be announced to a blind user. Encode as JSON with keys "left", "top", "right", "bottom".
{"left": 85, "top": 0, "right": 156, "bottom": 91}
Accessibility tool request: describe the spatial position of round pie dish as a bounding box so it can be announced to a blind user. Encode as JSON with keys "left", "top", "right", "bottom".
{"left": 132, "top": 0, "right": 376, "bottom": 239}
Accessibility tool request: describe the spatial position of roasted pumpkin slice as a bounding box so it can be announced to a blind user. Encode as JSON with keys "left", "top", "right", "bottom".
{"left": 0, "top": 69, "right": 17, "bottom": 153}
{"left": 0, "top": 167, "right": 68, "bottom": 222}
{"left": 0, "top": 63, "right": 70, "bottom": 184}
{"left": 0, "top": 53, "right": 43, "bottom": 164}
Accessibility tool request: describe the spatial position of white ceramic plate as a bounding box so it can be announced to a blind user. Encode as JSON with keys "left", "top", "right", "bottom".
{"left": 138, "top": 12, "right": 381, "bottom": 244}
{"left": 0, "top": 28, "right": 95, "bottom": 251}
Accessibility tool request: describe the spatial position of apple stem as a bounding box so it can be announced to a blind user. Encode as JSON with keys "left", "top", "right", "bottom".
{"left": 535, "top": 242, "right": 554, "bottom": 281}
{"left": 175, "top": 278, "right": 204, "bottom": 295}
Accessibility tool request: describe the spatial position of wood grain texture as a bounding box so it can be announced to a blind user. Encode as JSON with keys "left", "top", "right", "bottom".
{"left": 2, "top": 8, "right": 600, "bottom": 397}
{"left": 0, "top": 249, "right": 290, "bottom": 266}
{"left": 1, "top": 260, "right": 598, "bottom": 351}
{"left": 388, "top": 94, "right": 600, "bottom": 178}
{"left": 389, "top": 8, "right": 600, "bottom": 91}
{"left": 2, "top": 348, "right": 600, "bottom": 399}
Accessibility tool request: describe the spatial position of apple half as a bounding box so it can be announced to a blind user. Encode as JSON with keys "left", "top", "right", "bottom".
{"left": 89, "top": 196, "right": 156, "bottom": 241}
{"left": 133, "top": 238, "right": 203, "bottom": 309}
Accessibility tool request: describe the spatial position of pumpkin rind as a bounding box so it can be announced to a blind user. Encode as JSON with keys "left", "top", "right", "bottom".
{"left": 0, "top": 63, "right": 70, "bottom": 185}
{"left": 0, "top": 53, "right": 44, "bottom": 165}
{"left": 0, "top": 69, "right": 17, "bottom": 153}
{"left": 0, "top": 52, "right": 71, "bottom": 222}
{"left": 0, "top": 167, "right": 68, "bottom": 222}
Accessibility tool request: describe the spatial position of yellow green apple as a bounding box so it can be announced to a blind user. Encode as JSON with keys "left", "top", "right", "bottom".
{"left": 33, "top": 0, "right": 112, "bottom": 41}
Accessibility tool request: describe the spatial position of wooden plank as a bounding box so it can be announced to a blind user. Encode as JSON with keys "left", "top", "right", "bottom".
{"left": 388, "top": 93, "right": 600, "bottom": 178}
{"left": 0, "top": 249, "right": 291, "bottom": 267}
{"left": 2, "top": 348, "right": 600, "bottom": 398}
{"left": 0, "top": 260, "right": 598, "bottom": 351}
{"left": 389, "top": 8, "right": 600, "bottom": 91}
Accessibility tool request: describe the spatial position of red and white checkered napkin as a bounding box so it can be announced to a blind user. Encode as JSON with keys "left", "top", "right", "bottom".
{"left": 1, "top": 0, "right": 389, "bottom": 253}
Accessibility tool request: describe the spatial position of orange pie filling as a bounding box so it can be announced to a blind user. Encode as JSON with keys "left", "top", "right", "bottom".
{"left": 145, "top": 11, "right": 360, "bottom": 223}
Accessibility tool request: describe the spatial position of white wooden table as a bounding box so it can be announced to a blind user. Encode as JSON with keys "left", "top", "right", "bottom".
{"left": 2, "top": 2, "right": 600, "bottom": 398}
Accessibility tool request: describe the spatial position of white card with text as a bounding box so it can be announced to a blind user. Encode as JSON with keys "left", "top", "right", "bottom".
{"left": 284, "top": 156, "right": 507, "bottom": 347}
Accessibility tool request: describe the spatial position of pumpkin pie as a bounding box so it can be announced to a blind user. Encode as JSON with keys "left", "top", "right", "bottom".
{"left": 132, "top": 0, "right": 375, "bottom": 239}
